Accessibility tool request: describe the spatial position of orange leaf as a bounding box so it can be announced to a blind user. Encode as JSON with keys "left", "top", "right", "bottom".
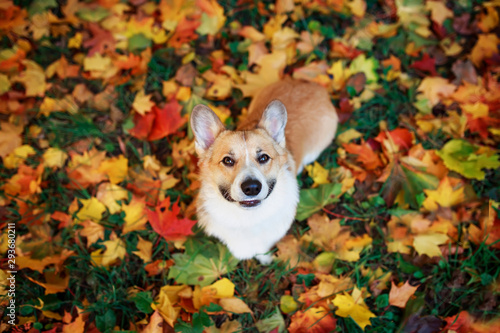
{"left": 289, "top": 306, "right": 337, "bottom": 333}
{"left": 389, "top": 281, "right": 418, "bottom": 308}
{"left": 343, "top": 141, "right": 383, "bottom": 170}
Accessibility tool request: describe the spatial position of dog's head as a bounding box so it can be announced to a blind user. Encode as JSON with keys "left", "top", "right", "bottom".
{"left": 191, "top": 100, "right": 291, "bottom": 209}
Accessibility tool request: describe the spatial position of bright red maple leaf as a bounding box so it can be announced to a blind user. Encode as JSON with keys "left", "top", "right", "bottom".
{"left": 146, "top": 197, "right": 196, "bottom": 241}
{"left": 148, "top": 100, "right": 186, "bottom": 141}
{"left": 129, "top": 100, "right": 186, "bottom": 141}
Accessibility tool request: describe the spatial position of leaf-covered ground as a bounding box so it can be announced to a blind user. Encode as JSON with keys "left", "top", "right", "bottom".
{"left": 1, "top": 0, "right": 500, "bottom": 332}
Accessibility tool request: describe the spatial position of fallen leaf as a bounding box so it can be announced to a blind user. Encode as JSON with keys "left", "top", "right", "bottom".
{"left": 146, "top": 197, "right": 197, "bottom": 241}
{"left": 389, "top": 281, "right": 418, "bottom": 308}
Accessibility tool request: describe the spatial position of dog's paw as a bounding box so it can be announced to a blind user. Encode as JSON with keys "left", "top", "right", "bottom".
{"left": 255, "top": 253, "right": 273, "bottom": 265}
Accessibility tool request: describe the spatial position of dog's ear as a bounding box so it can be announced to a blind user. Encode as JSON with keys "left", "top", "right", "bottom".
{"left": 191, "top": 104, "right": 225, "bottom": 154}
{"left": 259, "top": 100, "right": 287, "bottom": 147}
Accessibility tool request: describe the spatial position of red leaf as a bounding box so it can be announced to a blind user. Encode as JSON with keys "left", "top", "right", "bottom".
{"left": 129, "top": 110, "right": 155, "bottom": 140}
{"left": 375, "top": 128, "right": 413, "bottom": 150}
{"left": 410, "top": 54, "right": 437, "bottom": 76}
{"left": 148, "top": 100, "right": 186, "bottom": 141}
{"left": 146, "top": 197, "right": 197, "bottom": 241}
{"left": 83, "top": 23, "right": 116, "bottom": 57}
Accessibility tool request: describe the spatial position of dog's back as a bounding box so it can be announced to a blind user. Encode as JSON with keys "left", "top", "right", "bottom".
{"left": 238, "top": 78, "right": 338, "bottom": 173}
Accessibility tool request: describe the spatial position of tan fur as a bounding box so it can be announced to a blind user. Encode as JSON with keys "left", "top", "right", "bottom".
{"left": 238, "top": 78, "right": 338, "bottom": 172}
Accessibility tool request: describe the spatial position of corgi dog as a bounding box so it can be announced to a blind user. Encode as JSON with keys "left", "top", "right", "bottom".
{"left": 190, "top": 78, "right": 338, "bottom": 264}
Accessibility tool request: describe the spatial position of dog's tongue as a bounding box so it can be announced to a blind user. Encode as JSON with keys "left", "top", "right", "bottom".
{"left": 240, "top": 200, "right": 260, "bottom": 208}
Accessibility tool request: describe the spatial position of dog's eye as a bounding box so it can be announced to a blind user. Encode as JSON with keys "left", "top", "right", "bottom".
{"left": 258, "top": 154, "right": 270, "bottom": 164}
{"left": 222, "top": 156, "right": 235, "bottom": 167}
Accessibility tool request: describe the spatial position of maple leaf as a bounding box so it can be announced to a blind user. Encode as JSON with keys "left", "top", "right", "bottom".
{"left": 410, "top": 53, "right": 437, "bottom": 76}
{"left": 98, "top": 155, "right": 128, "bottom": 184}
{"left": 416, "top": 77, "right": 457, "bottom": 107}
{"left": 26, "top": 270, "right": 70, "bottom": 295}
{"left": 168, "top": 240, "right": 238, "bottom": 287}
{"left": 13, "top": 60, "right": 46, "bottom": 97}
{"left": 436, "top": 139, "right": 500, "bottom": 180}
{"left": 422, "top": 177, "right": 465, "bottom": 211}
{"left": 296, "top": 183, "right": 343, "bottom": 221}
{"left": 96, "top": 183, "right": 128, "bottom": 214}
{"left": 130, "top": 100, "right": 186, "bottom": 141}
{"left": 343, "top": 141, "right": 383, "bottom": 170}
{"left": 389, "top": 281, "right": 418, "bottom": 308}
{"left": 83, "top": 22, "right": 115, "bottom": 56}
{"left": 289, "top": 306, "right": 337, "bottom": 333}
{"left": 66, "top": 148, "right": 107, "bottom": 189}
{"left": 122, "top": 196, "right": 148, "bottom": 233}
{"left": 133, "top": 236, "right": 153, "bottom": 263}
{"left": 470, "top": 33, "right": 500, "bottom": 66}
{"left": 132, "top": 90, "right": 155, "bottom": 116}
{"left": 3, "top": 144, "right": 36, "bottom": 169}
{"left": 76, "top": 197, "right": 106, "bottom": 222}
{"left": 333, "top": 293, "right": 375, "bottom": 330}
{"left": 78, "top": 220, "right": 105, "bottom": 247}
{"left": 146, "top": 197, "right": 196, "bottom": 241}
{"left": 305, "top": 161, "right": 330, "bottom": 187}
{"left": 426, "top": 1, "right": 453, "bottom": 25}
{"left": 413, "top": 233, "right": 448, "bottom": 257}
{"left": 236, "top": 51, "right": 287, "bottom": 97}
{"left": 43, "top": 147, "right": 68, "bottom": 168}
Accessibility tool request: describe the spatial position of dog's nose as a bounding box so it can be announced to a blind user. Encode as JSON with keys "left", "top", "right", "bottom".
{"left": 241, "top": 179, "right": 262, "bottom": 196}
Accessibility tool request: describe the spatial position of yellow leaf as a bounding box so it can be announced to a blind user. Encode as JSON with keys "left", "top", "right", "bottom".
{"left": 0, "top": 73, "right": 10, "bottom": 94}
{"left": 122, "top": 196, "right": 148, "bottom": 234}
{"left": 3, "top": 145, "right": 36, "bottom": 169}
{"left": 26, "top": 271, "right": 70, "bottom": 295}
{"left": 132, "top": 90, "right": 155, "bottom": 116}
{"left": 14, "top": 60, "right": 46, "bottom": 97}
{"left": 470, "top": 34, "right": 500, "bottom": 66}
{"left": 413, "top": 233, "right": 448, "bottom": 257}
{"left": 98, "top": 155, "right": 128, "bottom": 184}
{"left": 202, "top": 278, "right": 235, "bottom": 298}
{"left": 219, "top": 297, "right": 253, "bottom": 314}
{"left": 271, "top": 27, "right": 299, "bottom": 50}
{"left": 426, "top": 1, "right": 453, "bottom": 25}
{"left": 83, "top": 53, "right": 112, "bottom": 72}
{"left": 96, "top": 183, "right": 128, "bottom": 214}
{"left": 389, "top": 281, "right": 419, "bottom": 308}
{"left": 478, "top": 5, "right": 499, "bottom": 32}
{"left": 162, "top": 80, "right": 179, "bottom": 99}
{"left": 76, "top": 197, "right": 106, "bottom": 222}
{"left": 305, "top": 161, "right": 330, "bottom": 186}
{"left": 196, "top": 0, "right": 226, "bottom": 36}
{"left": 101, "top": 238, "right": 127, "bottom": 267}
{"left": 43, "top": 147, "right": 68, "bottom": 168}
{"left": 336, "top": 129, "right": 362, "bottom": 144}
{"left": 333, "top": 293, "right": 375, "bottom": 330}
{"left": 133, "top": 236, "right": 153, "bottom": 263}
{"left": 462, "top": 102, "right": 489, "bottom": 119}
{"left": 152, "top": 285, "right": 186, "bottom": 326}
{"left": 417, "top": 77, "right": 456, "bottom": 106}
{"left": 68, "top": 32, "right": 82, "bottom": 48}
{"left": 423, "top": 177, "right": 465, "bottom": 211}
{"left": 347, "top": 0, "right": 367, "bottom": 18}
{"left": 236, "top": 51, "right": 287, "bottom": 97}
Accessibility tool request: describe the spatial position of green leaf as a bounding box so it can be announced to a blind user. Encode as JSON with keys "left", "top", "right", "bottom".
{"left": 128, "top": 34, "right": 152, "bottom": 51}
{"left": 96, "top": 308, "right": 116, "bottom": 333}
{"left": 167, "top": 241, "right": 239, "bottom": 287}
{"left": 77, "top": 7, "right": 110, "bottom": 22}
{"left": 256, "top": 307, "right": 286, "bottom": 333}
{"left": 296, "top": 183, "right": 343, "bottom": 221}
{"left": 349, "top": 54, "right": 379, "bottom": 83}
{"left": 436, "top": 139, "right": 500, "bottom": 180}
{"left": 28, "top": 0, "right": 57, "bottom": 16}
{"left": 131, "top": 292, "right": 153, "bottom": 314}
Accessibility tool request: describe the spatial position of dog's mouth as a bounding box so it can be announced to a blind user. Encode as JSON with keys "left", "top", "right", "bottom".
{"left": 219, "top": 180, "right": 276, "bottom": 208}
{"left": 239, "top": 200, "right": 261, "bottom": 208}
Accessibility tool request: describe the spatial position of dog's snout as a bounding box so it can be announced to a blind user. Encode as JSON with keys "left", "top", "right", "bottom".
{"left": 241, "top": 179, "right": 262, "bottom": 196}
